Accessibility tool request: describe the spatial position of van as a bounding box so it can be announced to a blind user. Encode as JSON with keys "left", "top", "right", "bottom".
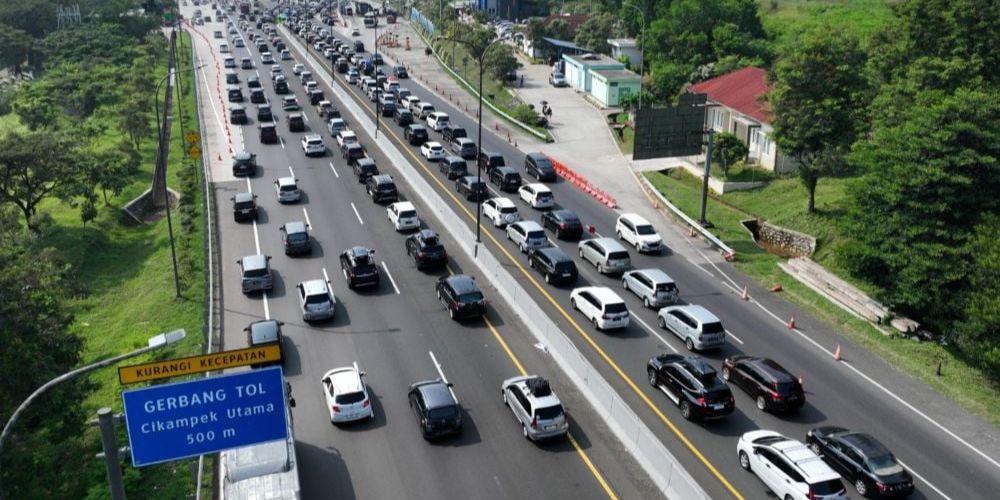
{"left": 570, "top": 286, "right": 630, "bottom": 330}
{"left": 616, "top": 213, "right": 664, "bottom": 253}
{"left": 577, "top": 237, "right": 631, "bottom": 274}
{"left": 237, "top": 254, "right": 274, "bottom": 293}
{"left": 506, "top": 221, "right": 549, "bottom": 253}
{"left": 416, "top": 102, "right": 436, "bottom": 119}
{"left": 478, "top": 150, "right": 506, "bottom": 173}
{"left": 452, "top": 137, "right": 477, "bottom": 159}
{"left": 489, "top": 166, "right": 522, "bottom": 192}
{"left": 622, "top": 268, "right": 679, "bottom": 308}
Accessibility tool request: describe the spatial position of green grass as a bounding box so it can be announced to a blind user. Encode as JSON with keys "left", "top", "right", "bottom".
{"left": 645, "top": 169, "right": 1000, "bottom": 427}
{"left": 759, "top": 0, "right": 897, "bottom": 51}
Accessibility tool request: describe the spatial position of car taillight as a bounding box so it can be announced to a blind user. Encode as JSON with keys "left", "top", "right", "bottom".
{"left": 362, "top": 400, "right": 371, "bottom": 408}
{"left": 451, "top": 303, "right": 460, "bottom": 310}
{"left": 767, "top": 388, "right": 781, "bottom": 400}
{"left": 696, "top": 397, "right": 706, "bottom": 407}
{"left": 530, "top": 416, "right": 537, "bottom": 429}
{"left": 807, "top": 491, "right": 815, "bottom": 500}
{"left": 559, "top": 223, "right": 567, "bottom": 229}
{"left": 331, "top": 405, "right": 340, "bottom": 413}
{"left": 416, "top": 251, "right": 425, "bottom": 258}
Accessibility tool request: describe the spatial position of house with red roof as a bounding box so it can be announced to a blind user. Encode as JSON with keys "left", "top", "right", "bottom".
{"left": 688, "top": 67, "right": 796, "bottom": 173}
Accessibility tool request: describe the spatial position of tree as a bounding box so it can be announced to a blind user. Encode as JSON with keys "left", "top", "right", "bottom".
{"left": 573, "top": 12, "right": 621, "bottom": 54}
{"left": 955, "top": 214, "right": 1000, "bottom": 375}
{"left": 0, "top": 132, "right": 88, "bottom": 232}
{"left": 118, "top": 100, "right": 151, "bottom": 152}
{"left": 87, "top": 145, "right": 139, "bottom": 204}
{"left": 484, "top": 45, "right": 518, "bottom": 81}
{"left": 0, "top": 24, "right": 32, "bottom": 75}
{"left": 769, "top": 26, "right": 869, "bottom": 213}
{"left": 711, "top": 132, "right": 748, "bottom": 178}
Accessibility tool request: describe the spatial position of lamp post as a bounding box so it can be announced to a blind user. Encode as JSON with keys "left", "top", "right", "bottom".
{"left": 0, "top": 329, "right": 188, "bottom": 500}
{"left": 374, "top": 16, "right": 381, "bottom": 139}
{"left": 622, "top": 3, "right": 646, "bottom": 110}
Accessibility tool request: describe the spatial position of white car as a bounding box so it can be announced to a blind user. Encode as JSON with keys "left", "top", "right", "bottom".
{"left": 301, "top": 134, "right": 326, "bottom": 156}
{"left": 737, "top": 430, "right": 848, "bottom": 500}
{"left": 518, "top": 183, "right": 554, "bottom": 209}
{"left": 482, "top": 197, "right": 520, "bottom": 227}
{"left": 261, "top": 52, "right": 274, "bottom": 64}
{"left": 296, "top": 279, "right": 336, "bottom": 322}
{"left": 426, "top": 111, "right": 450, "bottom": 131}
{"left": 569, "top": 286, "right": 630, "bottom": 330}
{"left": 421, "top": 141, "right": 446, "bottom": 161}
{"left": 292, "top": 63, "right": 305, "bottom": 75}
{"left": 347, "top": 71, "right": 358, "bottom": 84}
{"left": 328, "top": 118, "right": 348, "bottom": 136}
{"left": 387, "top": 201, "right": 420, "bottom": 231}
{"left": 336, "top": 130, "right": 358, "bottom": 147}
{"left": 616, "top": 213, "right": 663, "bottom": 253}
{"left": 321, "top": 363, "right": 374, "bottom": 424}
{"left": 280, "top": 49, "right": 292, "bottom": 60}
{"left": 274, "top": 176, "right": 301, "bottom": 203}
{"left": 270, "top": 64, "right": 283, "bottom": 81}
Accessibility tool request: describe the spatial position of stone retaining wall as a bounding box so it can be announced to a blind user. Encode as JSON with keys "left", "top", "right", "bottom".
{"left": 759, "top": 221, "right": 816, "bottom": 257}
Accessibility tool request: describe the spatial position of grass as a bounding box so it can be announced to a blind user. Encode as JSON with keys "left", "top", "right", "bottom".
{"left": 645, "top": 169, "right": 1000, "bottom": 427}
{"left": 610, "top": 112, "right": 634, "bottom": 155}
{"left": 759, "top": 0, "right": 897, "bottom": 52}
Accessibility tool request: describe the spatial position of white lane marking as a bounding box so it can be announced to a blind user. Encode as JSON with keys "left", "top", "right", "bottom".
{"left": 288, "top": 165, "right": 295, "bottom": 177}
{"left": 428, "top": 351, "right": 457, "bottom": 400}
{"left": 322, "top": 267, "right": 331, "bottom": 284}
{"left": 381, "top": 261, "right": 400, "bottom": 294}
{"left": 279, "top": 136, "right": 286, "bottom": 149}
{"left": 897, "top": 459, "right": 952, "bottom": 500}
{"left": 329, "top": 161, "right": 339, "bottom": 178}
{"left": 351, "top": 202, "right": 364, "bottom": 225}
{"left": 724, "top": 329, "right": 744, "bottom": 345}
{"left": 263, "top": 293, "right": 270, "bottom": 320}
{"left": 630, "top": 311, "right": 678, "bottom": 353}
{"left": 251, "top": 219, "right": 261, "bottom": 255}
{"left": 302, "top": 207, "right": 312, "bottom": 228}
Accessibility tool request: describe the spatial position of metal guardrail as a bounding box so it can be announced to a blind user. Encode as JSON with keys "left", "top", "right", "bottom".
{"left": 637, "top": 173, "right": 737, "bottom": 260}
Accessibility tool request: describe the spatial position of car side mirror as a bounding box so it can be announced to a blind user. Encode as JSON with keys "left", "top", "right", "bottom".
{"left": 288, "top": 397, "right": 296, "bottom": 408}
{"left": 230, "top": 196, "right": 235, "bottom": 201}
{"left": 236, "top": 259, "right": 242, "bottom": 264}
{"left": 277, "top": 321, "right": 285, "bottom": 326}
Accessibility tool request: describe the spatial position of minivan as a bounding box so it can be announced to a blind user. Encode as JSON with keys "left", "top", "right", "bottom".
{"left": 489, "top": 166, "right": 522, "bottom": 192}
{"left": 451, "top": 137, "right": 477, "bottom": 159}
{"left": 658, "top": 305, "right": 726, "bottom": 351}
{"left": 238, "top": 254, "right": 273, "bottom": 293}
{"left": 528, "top": 246, "right": 578, "bottom": 285}
{"left": 623, "top": 268, "right": 679, "bottom": 308}
{"left": 570, "top": 286, "right": 630, "bottom": 330}
{"left": 578, "top": 238, "right": 631, "bottom": 274}
{"left": 616, "top": 213, "right": 664, "bottom": 253}
{"left": 524, "top": 152, "right": 557, "bottom": 181}
{"left": 506, "top": 221, "right": 549, "bottom": 253}
{"left": 438, "top": 156, "right": 467, "bottom": 180}
{"left": 416, "top": 102, "right": 436, "bottom": 119}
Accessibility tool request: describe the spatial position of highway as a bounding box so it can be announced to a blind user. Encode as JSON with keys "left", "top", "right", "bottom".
{"left": 185, "top": 4, "right": 657, "bottom": 499}
{"left": 276, "top": 7, "right": 1000, "bottom": 500}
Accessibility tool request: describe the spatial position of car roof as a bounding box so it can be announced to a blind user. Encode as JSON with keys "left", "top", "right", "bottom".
{"left": 490, "top": 197, "right": 516, "bottom": 208}
{"left": 425, "top": 141, "right": 442, "bottom": 147}
{"left": 526, "top": 152, "right": 547, "bottom": 160}
{"left": 667, "top": 304, "right": 719, "bottom": 324}
{"left": 523, "top": 182, "right": 551, "bottom": 192}
{"left": 770, "top": 439, "right": 841, "bottom": 481}
{"left": 233, "top": 191, "right": 255, "bottom": 202}
{"left": 838, "top": 432, "right": 891, "bottom": 458}
{"left": 392, "top": 201, "right": 416, "bottom": 211}
{"left": 587, "top": 237, "right": 627, "bottom": 252}
{"left": 494, "top": 166, "right": 517, "bottom": 174}
{"left": 234, "top": 151, "right": 253, "bottom": 160}
{"left": 414, "top": 380, "right": 456, "bottom": 409}
{"left": 750, "top": 357, "right": 796, "bottom": 382}
{"left": 550, "top": 209, "right": 579, "bottom": 221}
{"left": 456, "top": 137, "right": 474, "bottom": 144}
{"left": 277, "top": 176, "right": 296, "bottom": 186}
{"left": 415, "top": 229, "right": 438, "bottom": 242}
{"left": 512, "top": 220, "right": 544, "bottom": 232}
{"left": 444, "top": 274, "right": 478, "bottom": 294}
{"left": 628, "top": 268, "right": 674, "bottom": 284}
{"left": 241, "top": 253, "right": 268, "bottom": 270}
{"left": 619, "top": 212, "right": 652, "bottom": 225}
{"left": 325, "top": 367, "right": 363, "bottom": 394}
{"left": 370, "top": 174, "right": 393, "bottom": 184}
{"left": 346, "top": 246, "right": 372, "bottom": 258}
{"left": 576, "top": 286, "right": 624, "bottom": 304}
{"left": 534, "top": 246, "right": 571, "bottom": 262}
{"left": 300, "top": 278, "right": 329, "bottom": 295}
{"left": 444, "top": 155, "right": 465, "bottom": 164}
{"left": 304, "top": 134, "right": 322, "bottom": 141}
{"left": 408, "top": 124, "right": 427, "bottom": 130}
{"left": 510, "top": 376, "right": 562, "bottom": 407}
{"left": 247, "top": 319, "right": 280, "bottom": 343}
{"left": 356, "top": 158, "right": 376, "bottom": 167}
{"left": 284, "top": 221, "right": 307, "bottom": 233}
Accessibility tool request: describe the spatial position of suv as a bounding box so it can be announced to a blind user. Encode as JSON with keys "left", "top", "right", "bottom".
{"left": 301, "top": 134, "right": 326, "bottom": 156}
{"left": 623, "top": 268, "right": 679, "bottom": 308}
{"left": 542, "top": 209, "right": 583, "bottom": 240}
{"left": 247, "top": 75, "right": 262, "bottom": 89}
{"left": 327, "top": 118, "right": 349, "bottom": 136}
{"left": 426, "top": 111, "right": 449, "bottom": 131}
{"left": 616, "top": 213, "right": 664, "bottom": 253}
{"left": 405, "top": 229, "right": 448, "bottom": 270}
{"left": 478, "top": 150, "right": 506, "bottom": 174}
{"left": 227, "top": 85, "right": 244, "bottom": 102}
{"left": 438, "top": 156, "right": 467, "bottom": 179}
{"left": 404, "top": 124, "right": 429, "bottom": 145}
{"left": 455, "top": 176, "right": 488, "bottom": 201}
{"left": 805, "top": 427, "right": 915, "bottom": 498}
{"left": 393, "top": 107, "right": 413, "bottom": 126}
{"left": 232, "top": 151, "right": 257, "bottom": 176}
{"left": 722, "top": 356, "right": 805, "bottom": 413}
{"left": 387, "top": 201, "right": 419, "bottom": 231}
{"left": 237, "top": 254, "right": 273, "bottom": 293}
{"left": 506, "top": 220, "right": 549, "bottom": 253}
{"left": 365, "top": 174, "right": 398, "bottom": 203}
{"left": 482, "top": 197, "right": 520, "bottom": 228}
{"left": 578, "top": 237, "right": 631, "bottom": 274}
{"left": 353, "top": 158, "right": 379, "bottom": 182}
{"left": 518, "top": 183, "right": 554, "bottom": 209}
{"left": 441, "top": 124, "right": 467, "bottom": 144}
{"left": 259, "top": 122, "right": 278, "bottom": 143}
{"left": 569, "top": 286, "right": 630, "bottom": 330}
{"left": 342, "top": 143, "right": 366, "bottom": 166}
{"left": 647, "top": 354, "right": 735, "bottom": 420}
{"left": 244, "top": 319, "right": 284, "bottom": 368}
{"left": 657, "top": 304, "right": 726, "bottom": 351}
{"left": 321, "top": 365, "right": 374, "bottom": 423}
{"left": 279, "top": 221, "right": 311, "bottom": 255}
{"left": 738, "top": 431, "right": 848, "bottom": 500}
{"left": 528, "top": 246, "right": 578, "bottom": 285}
{"left": 225, "top": 71, "right": 239, "bottom": 84}
{"left": 286, "top": 113, "right": 305, "bottom": 132}
{"left": 229, "top": 104, "right": 248, "bottom": 124}
{"left": 488, "top": 166, "right": 522, "bottom": 192}
{"left": 339, "top": 246, "right": 380, "bottom": 288}
{"left": 250, "top": 88, "right": 266, "bottom": 103}
{"left": 408, "top": 379, "right": 462, "bottom": 439}
{"left": 257, "top": 104, "right": 274, "bottom": 122}
{"left": 451, "top": 137, "right": 477, "bottom": 159}
{"left": 501, "top": 376, "right": 569, "bottom": 441}
{"left": 274, "top": 176, "right": 301, "bottom": 203}
{"left": 524, "top": 152, "right": 557, "bottom": 181}
{"left": 436, "top": 274, "right": 486, "bottom": 320}
{"left": 231, "top": 191, "right": 258, "bottom": 221}
{"left": 296, "top": 278, "right": 336, "bottom": 321}
{"left": 274, "top": 79, "right": 290, "bottom": 94}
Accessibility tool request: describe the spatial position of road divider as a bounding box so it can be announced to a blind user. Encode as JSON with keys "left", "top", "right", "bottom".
{"left": 544, "top": 153, "right": 618, "bottom": 208}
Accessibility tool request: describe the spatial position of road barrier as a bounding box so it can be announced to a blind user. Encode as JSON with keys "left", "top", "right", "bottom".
{"left": 636, "top": 172, "right": 736, "bottom": 261}
{"left": 544, "top": 153, "right": 618, "bottom": 208}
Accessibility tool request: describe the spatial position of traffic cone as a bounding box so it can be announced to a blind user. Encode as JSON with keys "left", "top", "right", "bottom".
{"left": 217, "top": 154, "right": 221, "bottom": 161}
{"left": 740, "top": 285, "right": 749, "bottom": 301}
{"left": 833, "top": 345, "right": 842, "bottom": 361}
{"left": 771, "top": 283, "right": 783, "bottom": 292}
{"left": 787, "top": 316, "right": 796, "bottom": 329}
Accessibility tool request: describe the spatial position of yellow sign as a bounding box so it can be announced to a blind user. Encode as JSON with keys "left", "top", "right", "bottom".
{"left": 185, "top": 130, "right": 200, "bottom": 146}
{"left": 188, "top": 144, "right": 201, "bottom": 159}
{"left": 118, "top": 344, "right": 282, "bottom": 384}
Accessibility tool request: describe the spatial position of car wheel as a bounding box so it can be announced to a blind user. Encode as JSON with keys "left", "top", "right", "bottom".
{"left": 436, "top": 288, "right": 442, "bottom": 300}
{"left": 756, "top": 395, "right": 767, "bottom": 411}
{"left": 571, "top": 298, "right": 577, "bottom": 310}
{"left": 578, "top": 249, "right": 584, "bottom": 258}
{"left": 738, "top": 450, "right": 751, "bottom": 471}
{"left": 502, "top": 389, "right": 508, "bottom": 406}
{"left": 685, "top": 338, "right": 695, "bottom": 351}
{"left": 622, "top": 279, "right": 629, "bottom": 290}
{"left": 679, "top": 401, "right": 693, "bottom": 420}
{"left": 647, "top": 369, "right": 657, "bottom": 387}
{"left": 721, "top": 367, "right": 731, "bottom": 381}
{"left": 657, "top": 316, "right": 666, "bottom": 329}
{"left": 643, "top": 297, "right": 651, "bottom": 308}
{"left": 592, "top": 316, "right": 599, "bottom": 330}
{"left": 545, "top": 273, "right": 552, "bottom": 284}
{"left": 855, "top": 479, "right": 868, "bottom": 497}
{"left": 519, "top": 242, "right": 526, "bottom": 253}
{"left": 449, "top": 308, "right": 455, "bottom": 320}
{"left": 522, "top": 424, "right": 530, "bottom": 440}
{"left": 617, "top": 230, "right": 622, "bottom": 240}
{"left": 597, "top": 263, "right": 604, "bottom": 273}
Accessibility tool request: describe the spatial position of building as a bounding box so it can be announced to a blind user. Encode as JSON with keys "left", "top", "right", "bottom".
{"left": 607, "top": 38, "right": 641, "bottom": 71}
{"left": 562, "top": 53, "right": 623, "bottom": 92}
{"left": 688, "top": 67, "right": 795, "bottom": 173}
{"left": 590, "top": 69, "right": 641, "bottom": 107}
{"left": 476, "top": 0, "right": 521, "bottom": 20}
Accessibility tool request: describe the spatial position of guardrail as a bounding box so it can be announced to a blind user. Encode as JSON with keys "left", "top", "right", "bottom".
{"left": 637, "top": 173, "right": 736, "bottom": 261}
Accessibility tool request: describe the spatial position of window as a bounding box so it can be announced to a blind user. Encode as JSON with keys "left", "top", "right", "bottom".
{"left": 713, "top": 109, "right": 723, "bottom": 129}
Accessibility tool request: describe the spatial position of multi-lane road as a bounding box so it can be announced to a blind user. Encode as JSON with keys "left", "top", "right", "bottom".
{"left": 189, "top": 2, "right": 1000, "bottom": 499}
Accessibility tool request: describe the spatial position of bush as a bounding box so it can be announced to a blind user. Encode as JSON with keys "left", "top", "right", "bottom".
{"left": 511, "top": 104, "right": 544, "bottom": 127}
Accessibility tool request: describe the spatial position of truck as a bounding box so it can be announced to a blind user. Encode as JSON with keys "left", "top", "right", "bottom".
{"left": 220, "top": 390, "right": 300, "bottom": 499}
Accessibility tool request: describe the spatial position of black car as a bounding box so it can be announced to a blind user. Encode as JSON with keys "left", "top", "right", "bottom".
{"left": 225, "top": 71, "right": 239, "bottom": 84}
{"left": 231, "top": 191, "right": 258, "bottom": 222}
{"left": 436, "top": 274, "right": 485, "bottom": 320}
{"left": 257, "top": 104, "right": 274, "bottom": 122}
{"left": 286, "top": 113, "right": 305, "bottom": 132}
{"left": 309, "top": 89, "right": 325, "bottom": 105}
{"left": 441, "top": 124, "right": 467, "bottom": 144}
{"left": 229, "top": 104, "right": 248, "bottom": 124}
{"left": 528, "top": 246, "right": 577, "bottom": 285}
{"left": 455, "top": 176, "right": 488, "bottom": 201}
{"left": 342, "top": 143, "right": 366, "bottom": 166}
{"left": 647, "top": 354, "right": 735, "bottom": 421}
{"left": 404, "top": 124, "right": 429, "bottom": 145}
{"left": 280, "top": 221, "right": 311, "bottom": 255}
{"left": 393, "top": 65, "right": 408, "bottom": 78}
{"left": 378, "top": 97, "right": 396, "bottom": 117}
{"left": 438, "top": 156, "right": 467, "bottom": 180}
{"left": 249, "top": 88, "right": 266, "bottom": 104}
{"left": 488, "top": 166, "right": 522, "bottom": 192}
{"left": 542, "top": 209, "right": 584, "bottom": 240}
{"left": 247, "top": 75, "right": 262, "bottom": 89}
{"left": 339, "top": 246, "right": 380, "bottom": 289}
{"left": 244, "top": 319, "right": 284, "bottom": 368}
{"left": 227, "top": 85, "right": 244, "bottom": 102}
{"left": 353, "top": 158, "right": 379, "bottom": 182}
{"left": 405, "top": 229, "right": 448, "bottom": 270}
{"left": 524, "top": 152, "right": 557, "bottom": 181}
{"left": 478, "top": 150, "right": 506, "bottom": 174}
{"left": 722, "top": 355, "right": 805, "bottom": 413}
{"left": 365, "top": 174, "right": 398, "bottom": 203}
{"left": 408, "top": 379, "right": 462, "bottom": 439}
{"left": 806, "top": 427, "right": 915, "bottom": 498}
{"left": 231, "top": 151, "right": 257, "bottom": 176}
{"left": 393, "top": 107, "right": 413, "bottom": 126}
{"left": 274, "top": 79, "right": 289, "bottom": 94}
{"left": 259, "top": 123, "right": 278, "bottom": 143}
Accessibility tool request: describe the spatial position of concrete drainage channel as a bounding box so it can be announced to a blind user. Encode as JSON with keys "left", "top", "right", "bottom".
{"left": 283, "top": 28, "right": 709, "bottom": 500}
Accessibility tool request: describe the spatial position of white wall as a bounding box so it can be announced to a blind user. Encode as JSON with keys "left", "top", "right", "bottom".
{"left": 591, "top": 77, "right": 609, "bottom": 106}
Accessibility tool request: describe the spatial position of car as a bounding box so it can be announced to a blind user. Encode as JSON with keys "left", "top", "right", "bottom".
{"left": 393, "top": 107, "right": 413, "bottom": 126}
{"left": 299, "top": 70, "right": 313, "bottom": 84}
{"left": 280, "top": 221, "right": 311, "bottom": 255}
{"left": 378, "top": 96, "right": 396, "bottom": 116}
{"left": 317, "top": 101, "right": 338, "bottom": 119}
{"left": 722, "top": 356, "right": 805, "bottom": 413}
{"left": 225, "top": 71, "right": 239, "bottom": 84}
{"left": 340, "top": 246, "right": 379, "bottom": 289}
{"left": 647, "top": 354, "right": 735, "bottom": 420}
{"left": 214, "top": 30, "right": 223, "bottom": 39}
{"left": 269, "top": 64, "right": 283, "bottom": 81}
{"left": 237, "top": 254, "right": 273, "bottom": 293}
{"left": 441, "top": 124, "right": 467, "bottom": 144}
{"left": 229, "top": 104, "right": 248, "bottom": 124}
{"left": 261, "top": 52, "right": 274, "bottom": 64}
{"left": 274, "top": 79, "right": 290, "bottom": 94}
{"left": 246, "top": 75, "right": 262, "bottom": 88}
{"left": 541, "top": 209, "right": 583, "bottom": 240}
{"left": 405, "top": 124, "right": 429, "bottom": 145}
{"left": 500, "top": 376, "right": 569, "bottom": 441}
{"left": 301, "top": 134, "right": 326, "bottom": 156}
{"left": 420, "top": 141, "right": 446, "bottom": 161}
{"left": 347, "top": 69, "right": 359, "bottom": 85}
{"left": 482, "top": 197, "right": 520, "bottom": 227}
{"left": 393, "top": 65, "right": 408, "bottom": 78}
{"left": 403, "top": 95, "right": 421, "bottom": 113}
{"left": 738, "top": 430, "right": 848, "bottom": 500}
{"left": 256, "top": 104, "right": 274, "bottom": 122}
{"left": 342, "top": 143, "right": 366, "bottom": 166}
{"left": 308, "top": 89, "right": 325, "bottom": 105}
{"left": 478, "top": 150, "right": 506, "bottom": 174}
{"left": 286, "top": 113, "right": 305, "bottom": 132}
{"left": 345, "top": 156, "right": 377, "bottom": 182}
{"left": 518, "top": 183, "right": 554, "bottom": 209}
{"left": 456, "top": 175, "right": 488, "bottom": 201}
{"left": 426, "top": 111, "right": 450, "bottom": 131}
{"left": 549, "top": 71, "right": 568, "bottom": 87}
{"left": 336, "top": 130, "right": 358, "bottom": 147}
{"left": 616, "top": 213, "right": 664, "bottom": 253}
{"left": 623, "top": 268, "right": 679, "bottom": 308}
{"left": 438, "top": 155, "right": 467, "bottom": 179}
{"left": 351, "top": 26, "right": 361, "bottom": 36}
{"left": 506, "top": 220, "right": 549, "bottom": 253}
{"left": 405, "top": 229, "right": 448, "bottom": 270}
{"left": 292, "top": 63, "right": 305, "bottom": 74}
{"left": 387, "top": 201, "right": 419, "bottom": 231}
{"left": 524, "top": 152, "right": 557, "bottom": 181}
{"left": 282, "top": 96, "right": 300, "bottom": 111}
{"left": 274, "top": 176, "right": 301, "bottom": 203}
{"left": 805, "top": 427, "right": 915, "bottom": 498}
{"left": 241, "top": 57, "right": 253, "bottom": 69}
{"left": 658, "top": 304, "right": 726, "bottom": 351}
{"left": 244, "top": 319, "right": 283, "bottom": 368}
{"left": 248, "top": 88, "right": 266, "bottom": 104}
{"left": 231, "top": 151, "right": 257, "bottom": 176}
{"left": 408, "top": 379, "right": 462, "bottom": 439}
{"left": 226, "top": 85, "right": 244, "bottom": 102}
{"left": 436, "top": 274, "right": 485, "bottom": 320}
{"left": 528, "top": 246, "right": 578, "bottom": 285}
{"left": 451, "top": 137, "right": 477, "bottom": 159}
{"left": 578, "top": 237, "right": 631, "bottom": 274}
{"left": 365, "top": 174, "right": 398, "bottom": 203}
{"left": 415, "top": 102, "right": 436, "bottom": 119}
{"left": 321, "top": 364, "right": 374, "bottom": 424}
{"left": 296, "top": 278, "right": 336, "bottom": 322}
{"left": 280, "top": 49, "right": 292, "bottom": 60}
{"left": 569, "top": 286, "right": 630, "bottom": 330}
{"left": 327, "top": 118, "right": 348, "bottom": 136}
{"left": 259, "top": 122, "right": 278, "bottom": 143}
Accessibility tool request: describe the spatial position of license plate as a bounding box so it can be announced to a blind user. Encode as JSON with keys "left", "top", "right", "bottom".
{"left": 562, "top": 273, "right": 572, "bottom": 277}
{"left": 711, "top": 404, "right": 725, "bottom": 410}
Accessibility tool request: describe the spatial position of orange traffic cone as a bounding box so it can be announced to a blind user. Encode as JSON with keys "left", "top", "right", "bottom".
{"left": 787, "top": 316, "right": 796, "bottom": 329}
{"left": 740, "top": 285, "right": 749, "bottom": 300}
{"left": 833, "top": 345, "right": 842, "bottom": 361}
{"left": 217, "top": 153, "right": 221, "bottom": 161}
{"left": 771, "top": 283, "right": 783, "bottom": 292}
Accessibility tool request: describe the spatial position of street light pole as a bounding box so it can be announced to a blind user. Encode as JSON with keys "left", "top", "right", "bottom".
{"left": 0, "top": 330, "right": 187, "bottom": 500}
{"left": 622, "top": 3, "right": 646, "bottom": 110}
{"left": 374, "top": 18, "right": 380, "bottom": 138}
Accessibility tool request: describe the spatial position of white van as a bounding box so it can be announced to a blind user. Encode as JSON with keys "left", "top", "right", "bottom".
{"left": 416, "top": 102, "right": 436, "bottom": 119}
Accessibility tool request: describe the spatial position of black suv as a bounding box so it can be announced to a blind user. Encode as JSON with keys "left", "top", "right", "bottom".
{"left": 274, "top": 79, "right": 289, "bottom": 94}
{"left": 280, "top": 221, "right": 311, "bottom": 255}
{"left": 455, "top": 176, "right": 488, "bottom": 201}
{"left": 524, "top": 152, "right": 557, "bottom": 181}
{"left": 436, "top": 274, "right": 485, "bottom": 320}
{"left": 227, "top": 85, "right": 244, "bottom": 102}
{"left": 441, "top": 124, "right": 467, "bottom": 144}
{"left": 528, "top": 246, "right": 578, "bottom": 285}
{"left": 257, "top": 104, "right": 274, "bottom": 122}
{"left": 353, "top": 158, "right": 379, "bottom": 182}
{"left": 647, "top": 354, "right": 735, "bottom": 421}
{"left": 438, "top": 156, "right": 467, "bottom": 180}
{"left": 247, "top": 75, "right": 262, "bottom": 88}
{"left": 408, "top": 379, "right": 462, "bottom": 439}
{"left": 488, "top": 166, "right": 522, "bottom": 192}
{"left": 229, "top": 104, "right": 248, "bottom": 124}
{"left": 365, "top": 174, "right": 398, "bottom": 203}
{"left": 806, "top": 427, "right": 915, "bottom": 498}
{"left": 393, "top": 65, "right": 408, "bottom": 78}
{"left": 286, "top": 113, "right": 305, "bottom": 132}
{"left": 478, "top": 150, "right": 506, "bottom": 174}
{"left": 232, "top": 151, "right": 257, "bottom": 176}
{"left": 259, "top": 123, "right": 278, "bottom": 143}
{"left": 404, "top": 124, "right": 429, "bottom": 145}
{"left": 225, "top": 71, "right": 239, "bottom": 84}
{"left": 542, "top": 209, "right": 583, "bottom": 240}
{"left": 393, "top": 107, "right": 413, "bottom": 126}
{"left": 405, "top": 229, "right": 448, "bottom": 270}
{"left": 309, "top": 89, "right": 325, "bottom": 105}
{"left": 339, "top": 246, "right": 380, "bottom": 289}
{"left": 722, "top": 355, "right": 805, "bottom": 413}
{"left": 250, "top": 88, "right": 266, "bottom": 103}
{"left": 244, "top": 319, "right": 284, "bottom": 368}
{"left": 231, "top": 191, "right": 258, "bottom": 222}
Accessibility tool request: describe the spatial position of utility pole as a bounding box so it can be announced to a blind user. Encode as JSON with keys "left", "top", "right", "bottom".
{"left": 91, "top": 408, "right": 127, "bottom": 500}
{"left": 699, "top": 129, "right": 714, "bottom": 227}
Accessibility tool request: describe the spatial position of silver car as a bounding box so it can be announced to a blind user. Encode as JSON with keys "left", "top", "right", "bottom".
{"left": 297, "top": 279, "right": 336, "bottom": 322}
{"left": 506, "top": 220, "right": 549, "bottom": 253}
{"left": 577, "top": 238, "right": 631, "bottom": 274}
{"left": 238, "top": 254, "right": 273, "bottom": 293}
{"left": 623, "top": 268, "right": 679, "bottom": 308}
{"left": 501, "top": 376, "right": 569, "bottom": 441}
{"left": 657, "top": 304, "right": 726, "bottom": 351}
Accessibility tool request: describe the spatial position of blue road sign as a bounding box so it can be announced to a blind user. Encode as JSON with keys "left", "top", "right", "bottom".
{"left": 122, "top": 367, "right": 288, "bottom": 467}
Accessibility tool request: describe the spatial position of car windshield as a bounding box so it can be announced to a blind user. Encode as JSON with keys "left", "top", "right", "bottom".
{"left": 535, "top": 404, "right": 564, "bottom": 420}
{"left": 234, "top": 200, "right": 254, "bottom": 209}
{"left": 399, "top": 210, "right": 417, "bottom": 218}
{"left": 866, "top": 454, "right": 904, "bottom": 476}
{"left": 305, "top": 293, "right": 330, "bottom": 305}
{"left": 459, "top": 292, "right": 484, "bottom": 304}
{"left": 636, "top": 224, "right": 657, "bottom": 235}
{"left": 655, "top": 283, "right": 677, "bottom": 293}
{"left": 702, "top": 321, "right": 724, "bottom": 334}
{"left": 427, "top": 406, "right": 458, "bottom": 420}
{"left": 605, "top": 303, "right": 628, "bottom": 314}
{"left": 422, "top": 235, "right": 439, "bottom": 246}
{"left": 500, "top": 207, "right": 517, "bottom": 214}
{"left": 608, "top": 251, "right": 629, "bottom": 260}
{"left": 287, "top": 233, "right": 308, "bottom": 243}
{"left": 809, "top": 479, "right": 845, "bottom": 496}
{"left": 334, "top": 391, "right": 365, "bottom": 405}
{"left": 243, "top": 268, "right": 268, "bottom": 278}
{"left": 554, "top": 262, "right": 575, "bottom": 273}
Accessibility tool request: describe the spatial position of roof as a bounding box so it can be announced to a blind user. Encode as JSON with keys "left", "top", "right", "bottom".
{"left": 628, "top": 268, "right": 673, "bottom": 284}
{"left": 535, "top": 246, "right": 572, "bottom": 262}
{"left": 300, "top": 279, "right": 329, "bottom": 295}
{"left": 839, "top": 432, "right": 891, "bottom": 458}
{"left": 415, "top": 380, "right": 456, "bottom": 409}
{"left": 671, "top": 304, "right": 720, "bottom": 324}
{"left": 542, "top": 37, "right": 588, "bottom": 52}
{"left": 242, "top": 254, "right": 268, "bottom": 269}
{"left": 607, "top": 38, "right": 637, "bottom": 48}
{"left": 587, "top": 237, "right": 627, "bottom": 252}
{"left": 327, "top": 367, "right": 363, "bottom": 393}
{"left": 443, "top": 274, "right": 478, "bottom": 294}
{"left": 580, "top": 286, "right": 625, "bottom": 304}
{"left": 512, "top": 220, "right": 544, "bottom": 232}
{"left": 563, "top": 52, "right": 624, "bottom": 68}
{"left": 284, "top": 221, "right": 307, "bottom": 234}
{"left": 688, "top": 67, "right": 772, "bottom": 124}
{"left": 247, "top": 319, "right": 280, "bottom": 344}
{"left": 233, "top": 191, "right": 255, "bottom": 203}
{"left": 591, "top": 69, "right": 641, "bottom": 82}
